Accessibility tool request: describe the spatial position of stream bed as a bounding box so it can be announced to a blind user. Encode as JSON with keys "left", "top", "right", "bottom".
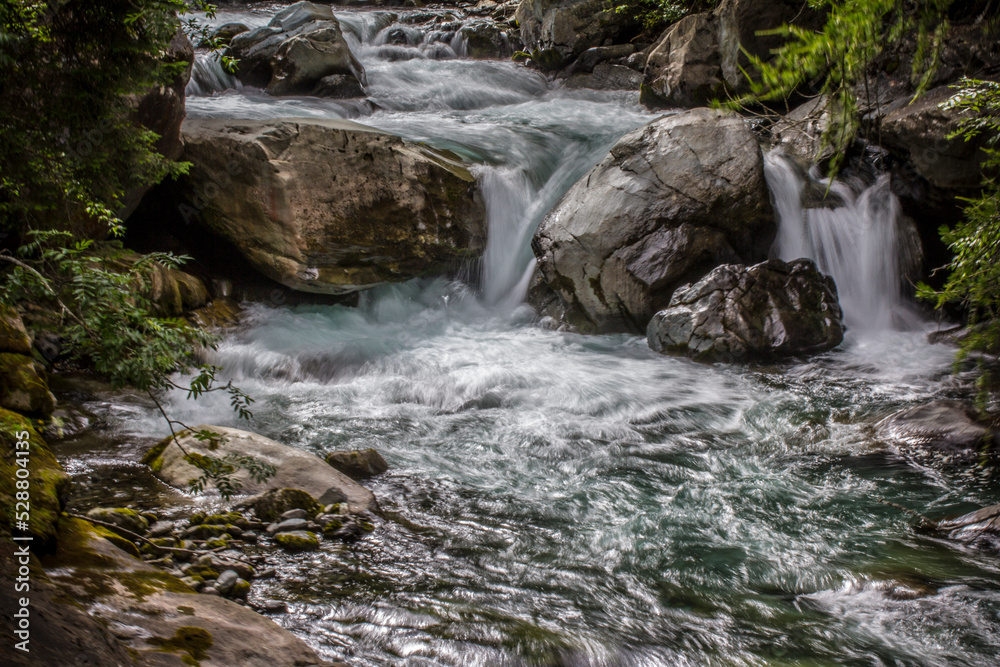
{"left": 58, "top": 5, "right": 1000, "bottom": 665}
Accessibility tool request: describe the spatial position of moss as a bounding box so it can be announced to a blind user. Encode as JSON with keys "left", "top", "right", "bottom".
{"left": 0, "top": 352, "right": 55, "bottom": 416}
{"left": 141, "top": 429, "right": 191, "bottom": 466}
{"left": 275, "top": 530, "right": 320, "bottom": 551}
{"left": 231, "top": 578, "right": 251, "bottom": 600}
{"left": 322, "top": 519, "right": 344, "bottom": 535}
{"left": 203, "top": 512, "right": 244, "bottom": 527}
{"left": 91, "top": 523, "right": 141, "bottom": 558}
{"left": 148, "top": 626, "right": 213, "bottom": 665}
{"left": 42, "top": 518, "right": 197, "bottom": 604}
{"left": 249, "top": 488, "right": 320, "bottom": 522}
{"left": 204, "top": 538, "right": 228, "bottom": 549}
{"left": 530, "top": 48, "right": 564, "bottom": 71}
{"left": 188, "top": 512, "right": 205, "bottom": 525}
{"left": 0, "top": 407, "right": 69, "bottom": 548}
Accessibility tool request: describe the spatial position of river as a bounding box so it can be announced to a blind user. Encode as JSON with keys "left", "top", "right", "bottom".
{"left": 106, "top": 6, "right": 1000, "bottom": 665}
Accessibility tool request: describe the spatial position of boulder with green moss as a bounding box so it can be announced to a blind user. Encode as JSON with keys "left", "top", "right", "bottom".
{"left": 0, "top": 407, "right": 69, "bottom": 548}
{"left": 0, "top": 305, "right": 31, "bottom": 354}
{"left": 39, "top": 518, "right": 341, "bottom": 666}
{"left": 0, "top": 352, "right": 56, "bottom": 416}
{"left": 275, "top": 530, "right": 320, "bottom": 551}
{"left": 143, "top": 425, "right": 375, "bottom": 512}
{"left": 85, "top": 507, "right": 150, "bottom": 536}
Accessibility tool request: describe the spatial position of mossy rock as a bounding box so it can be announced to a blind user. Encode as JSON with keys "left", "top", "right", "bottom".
{"left": 203, "top": 512, "right": 245, "bottom": 528}
{"left": 274, "top": 530, "right": 320, "bottom": 552}
{"left": 189, "top": 297, "right": 243, "bottom": 329}
{"left": 530, "top": 48, "right": 563, "bottom": 71}
{"left": 204, "top": 537, "right": 229, "bottom": 549}
{"left": 184, "top": 523, "right": 229, "bottom": 540}
{"left": 141, "top": 537, "right": 179, "bottom": 556}
{"left": 246, "top": 488, "right": 320, "bottom": 522}
{"left": 321, "top": 519, "right": 345, "bottom": 535}
{"left": 86, "top": 507, "right": 150, "bottom": 536}
{"left": 230, "top": 578, "right": 251, "bottom": 600}
{"left": 0, "top": 305, "right": 31, "bottom": 354}
{"left": 148, "top": 625, "right": 214, "bottom": 664}
{"left": 0, "top": 407, "right": 70, "bottom": 548}
{"left": 91, "top": 523, "right": 142, "bottom": 559}
{"left": 0, "top": 352, "right": 56, "bottom": 417}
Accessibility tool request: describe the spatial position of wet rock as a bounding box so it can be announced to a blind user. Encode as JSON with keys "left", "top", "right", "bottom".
{"left": 86, "top": 507, "right": 150, "bottom": 536}
{"left": 215, "top": 569, "right": 239, "bottom": 595}
{"left": 267, "top": 23, "right": 366, "bottom": 96}
{"left": 0, "top": 305, "right": 31, "bottom": 354}
{"left": 243, "top": 488, "right": 323, "bottom": 522}
{"left": 769, "top": 96, "right": 834, "bottom": 164}
{"left": 144, "top": 426, "right": 376, "bottom": 512}
{"left": 275, "top": 530, "right": 321, "bottom": 551}
{"left": 312, "top": 73, "right": 366, "bottom": 98}
{"left": 149, "top": 520, "right": 175, "bottom": 537}
{"left": 874, "top": 401, "right": 999, "bottom": 456}
{"left": 231, "top": 578, "right": 252, "bottom": 601}
{"left": 209, "top": 22, "right": 250, "bottom": 47}
{"left": 183, "top": 524, "right": 231, "bottom": 540}
{"left": 254, "top": 599, "right": 288, "bottom": 613}
{"left": 189, "top": 297, "right": 243, "bottom": 329}
{"left": 937, "top": 503, "right": 1000, "bottom": 536}
{"left": 179, "top": 118, "right": 486, "bottom": 295}
{"left": 266, "top": 517, "right": 309, "bottom": 535}
{"left": 41, "top": 405, "right": 92, "bottom": 441}
{"left": 280, "top": 508, "right": 310, "bottom": 520}
{"left": 564, "top": 63, "right": 642, "bottom": 91}
{"left": 647, "top": 259, "right": 845, "bottom": 362}
{"left": 532, "top": 108, "right": 774, "bottom": 333}
{"left": 0, "top": 352, "right": 56, "bottom": 417}
{"left": 324, "top": 448, "right": 389, "bottom": 480}
{"left": 515, "top": 0, "right": 635, "bottom": 70}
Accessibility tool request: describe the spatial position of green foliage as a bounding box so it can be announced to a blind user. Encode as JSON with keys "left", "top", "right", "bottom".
{"left": 729, "top": 0, "right": 953, "bottom": 173}
{"left": 615, "top": 0, "right": 716, "bottom": 34}
{"left": 0, "top": 1, "right": 264, "bottom": 498}
{"left": 919, "top": 79, "right": 1000, "bottom": 402}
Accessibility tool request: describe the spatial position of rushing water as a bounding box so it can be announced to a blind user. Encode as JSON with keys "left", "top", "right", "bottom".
{"left": 112, "top": 7, "right": 1000, "bottom": 664}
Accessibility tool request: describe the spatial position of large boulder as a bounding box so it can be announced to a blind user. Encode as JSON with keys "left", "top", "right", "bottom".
{"left": 874, "top": 400, "right": 999, "bottom": 457}
{"left": 642, "top": 0, "right": 824, "bottom": 109}
{"left": 228, "top": 1, "right": 365, "bottom": 96}
{"left": 266, "top": 24, "right": 366, "bottom": 97}
{"left": 531, "top": 108, "right": 775, "bottom": 333}
{"left": 142, "top": 425, "right": 376, "bottom": 512}
{"left": 646, "top": 258, "right": 844, "bottom": 361}
{"left": 640, "top": 13, "right": 722, "bottom": 109}
{"left": 179, "top": 118, "right": 486, "bottom": 294}
{"left": 880, "top": 85, "right": 990, "bottom": 191}
{"left": 514, "top": 0, "right": 635, "bottom": 70}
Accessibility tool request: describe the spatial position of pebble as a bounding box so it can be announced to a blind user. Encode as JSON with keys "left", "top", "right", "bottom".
{"left": 266, "top": 517, "right": 308, "bottom": 535}
{"left": 148, "top": 520, "right": 175, "bottom": 537}
{"left": 215, "top": 570, "right": 239, "bottom": 595}
{"left": 280, "top": 509, "right": 309, "bottom": 521}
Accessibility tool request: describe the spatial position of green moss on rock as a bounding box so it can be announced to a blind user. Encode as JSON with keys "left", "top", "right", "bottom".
{"left": 0, "top": 407, "right": 69, "bottom": 548}
{"left": 247, "top": 487, "right": 320, "bottom": 522}
{"left": 148, "top": 626, "right": 213, "bottom": 665}
{"left": 0, "top": 352, "right": 56, "bottom": 416}
{"left": 274, "top": 530, "right": 320, "bottom": 551}
{"left": 0, "top": 305, "right": 31, "bottom": 354}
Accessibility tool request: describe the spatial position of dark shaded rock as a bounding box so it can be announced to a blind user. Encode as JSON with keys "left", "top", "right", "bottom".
{"left": 312, "top": 73, "right": 366, "bottom": 98}
{"left": 275, "top": 530, "right": 320, "bottom": 551}
{"left": 532, "top": 108, "right": 774, "bottom": 333}
{"left": 874, "top": 400, "right": 998, "bottom": 455}
{"left": 85, "top": 507, "right": 150, "bottom": 536}
{"left": 647, "top": 259, "right": 844, "bottom": 361}
{"left": 267, "top": 24, "right": 366, "bottom": 97}
{"left": 210, "top": 22, "right": 250, "bottom": 47}
{"left": 325, "top": 448, "right": 389, "bottom": 480}
{"left": 564, "top": 63, "right": 642, "bottom": 91}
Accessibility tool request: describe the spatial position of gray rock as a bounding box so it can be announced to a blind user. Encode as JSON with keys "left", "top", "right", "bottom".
{"left": 215, "top": 569, "right": 240, "bottom": 595}
{"left": 874, "top": 401, "right": 998, "bottom": 456}
{"left": 641, "top": 13, "right": 722, "bottom": 109}
{"left": 564, "top": 63, "right": 642, "bottom": 91}
{"left": 647, "top": 258, "right": 844, "bottom": 361}
{"left": 202, "top": 586, "right": 220, "bottom": 596}
{"left": 324, "top": 448, "right": 389, "bottom": 480}
{"left": 312, "top": 73, "right": 366, "bottom": 98}
{"left": 145, "top": 425, "right": 376, "bottom": 513}
{"left": 515, "top": 0, "right": 635, "bottom": 70}
{"left": 179, "top": 118, "right": 486, "bottom": 295}
{"left": 85, "top": 508, "right": 149, "bottom": 536}
{"left": 532, "top": 108, "right": 774, "bottom": 333}
{"left": 280, "top": 509, "right": 309, "bottom": 521}
{"left": 266, "top": 24, "right": 365, "bottom": 97}
{"left": 937, "top": 503, "right": 1000, "bottom": 534}
{"left": 267, "top": 518, "right": 309, "bottom": 535}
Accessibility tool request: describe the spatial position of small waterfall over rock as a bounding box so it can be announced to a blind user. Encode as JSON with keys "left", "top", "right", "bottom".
{"left": 764, "top": 151, "right": 923, "bottom": 332}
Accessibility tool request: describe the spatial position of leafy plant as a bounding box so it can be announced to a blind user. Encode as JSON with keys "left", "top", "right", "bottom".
{"left": 727, "top": 0, "right": 954, "bottom": 173}
{"left": 919, "top": 78, "right": 1000, "bottom": 404}
{"left": 0, "top": 1, "right": 265, "bottom": 498}
{"left": 615, "top": 0, "right": 717, "bottom": 33}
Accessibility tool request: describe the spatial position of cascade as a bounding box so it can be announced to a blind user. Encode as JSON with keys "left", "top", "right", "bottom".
{"left": 764, "top": 151, "right": 923, "bottom": 332}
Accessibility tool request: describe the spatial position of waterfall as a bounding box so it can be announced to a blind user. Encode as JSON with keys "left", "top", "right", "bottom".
{"left": 764, "top": 151, "right": 923, "bottom": 332}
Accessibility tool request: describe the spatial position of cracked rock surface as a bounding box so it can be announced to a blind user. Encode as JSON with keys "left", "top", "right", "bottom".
{"left": 531, "top": 108, "right": 774, "bottom": 333}
{"left": 646, "top": 258, "right": 844, "bottom": 361}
